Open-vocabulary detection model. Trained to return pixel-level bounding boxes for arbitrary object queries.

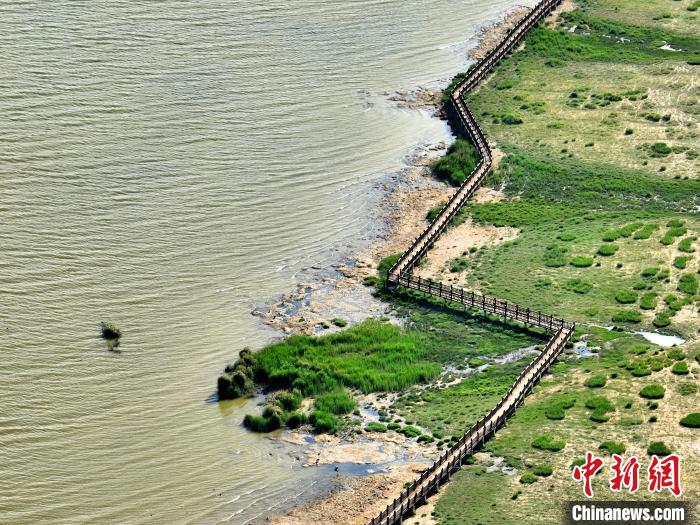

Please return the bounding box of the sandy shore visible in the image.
[258,5,547,524]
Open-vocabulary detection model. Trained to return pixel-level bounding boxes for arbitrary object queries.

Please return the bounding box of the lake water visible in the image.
[0,1,533,523]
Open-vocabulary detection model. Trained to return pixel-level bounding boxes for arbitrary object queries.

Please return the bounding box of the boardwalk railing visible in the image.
[368,0,572,524]
[367,326,572,525]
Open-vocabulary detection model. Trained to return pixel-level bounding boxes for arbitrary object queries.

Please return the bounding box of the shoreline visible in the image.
[254,5,538,524]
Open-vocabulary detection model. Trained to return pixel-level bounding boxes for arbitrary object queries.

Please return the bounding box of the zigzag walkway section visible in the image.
[369,0,574,523]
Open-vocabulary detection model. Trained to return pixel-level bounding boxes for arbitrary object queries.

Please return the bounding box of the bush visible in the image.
[417,434,434,443]
[285,412,307,429]
[599,440,626,455]
[586,397,614,412]
[598,244,620,256]
[677,383,698,396]
[501,113,524,125]
[678,274,698,295]
[615,290,637,304]
[275,391,302,412]
[331,318,348,327]
[585,375,607,388]
[590,409,611,423]
[570,256,594,268]
[533,464,553,477]
[519,473,538,484]
[387,422,402,431]
[365,422,388,433]
[679,413,700,428]
[531,434,566,452]
[678,237,696,253]
[433,139,479,186]
[310,410,338,433]
[671,361,689,375]
[400,425,421,438]
[653,311,671,328]
[243,408,283,432]
[667,348,685,361]
[632,366,651,377]
[651,142,672,156]
[545,405,565,420]
[639,292,658,310]
[314,390,355,415]
[218,349,257,400]
[639,384,665,399]
[611,310,642,323]
[647,441,671,456]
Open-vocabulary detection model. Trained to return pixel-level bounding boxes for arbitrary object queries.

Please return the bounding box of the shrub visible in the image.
[275,391,302,412]
[615,290,637,304]
[565,278,592,294]
[285,412,307,429]
[244,407,283,432]
[545,405,565,420]
[309,410,338,433]
[590,409,611,423]
[611,310,642,323]
[417,434,434,443]
[331,318,348,327]
[671,361,689,375]
[679,413,700,428]
[625,128,633,135]
[677,383,698,396]
[365,422,387,433]
[570,256,594,267]
[678,274,698,295]
[667,349,685,361]
[533,464,553,477]
[433,139,479,186]
[651,142,672,156]
[586,397,615,412]
[632,366,652,377]
[400,426,421,438]
[640,293,657,310]
[386,422,401,431]
[673,256,690,270]
[532,434,566,452]
[501,113,524,125]
[678,237,696,253]
[598,244,620,256]
[520,473,538,484]
[653,311,671,328]
[633,224,658,240]
[647,441,671,456]
[545,244,569,267]
[314,390,355,415]
[641,267,659,278]
[639,384,665,399]
[599,440,626,455]
[585,375,607,388]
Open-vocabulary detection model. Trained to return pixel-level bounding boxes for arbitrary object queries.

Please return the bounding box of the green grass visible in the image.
[639,384,665,399]
[314,390,355,415]
[679,413,700,428]
[254,320,440,396]
[433,139,479,186]
[584,375,607,388]
[599,440,626,455]
[531,434,566,452]
[647,441,672,456]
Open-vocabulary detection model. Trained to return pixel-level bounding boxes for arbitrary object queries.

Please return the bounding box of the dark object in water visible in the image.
[100,321,121,341]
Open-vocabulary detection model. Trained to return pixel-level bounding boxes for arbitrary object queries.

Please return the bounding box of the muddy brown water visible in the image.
[1,0,535,522]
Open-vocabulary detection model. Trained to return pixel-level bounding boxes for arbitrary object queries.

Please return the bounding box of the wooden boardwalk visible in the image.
[369,0,573,523]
